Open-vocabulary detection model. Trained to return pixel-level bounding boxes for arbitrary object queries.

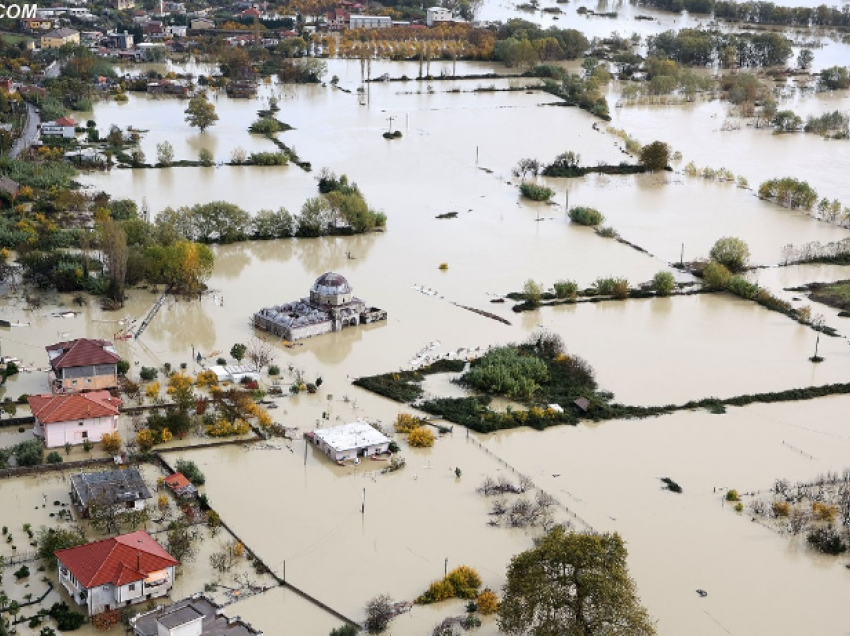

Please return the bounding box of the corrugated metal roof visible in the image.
[55,530,178,589]
[28,391,121,424]
[70,468,151,507]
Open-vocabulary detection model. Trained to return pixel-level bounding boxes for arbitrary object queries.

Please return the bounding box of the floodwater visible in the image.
[478,396,850,636]
[4,6,850,634]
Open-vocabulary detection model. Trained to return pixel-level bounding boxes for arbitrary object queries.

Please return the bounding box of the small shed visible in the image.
[164,472,197,497]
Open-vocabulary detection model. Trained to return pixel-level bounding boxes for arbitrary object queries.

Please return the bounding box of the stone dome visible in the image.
[311,272,352,297]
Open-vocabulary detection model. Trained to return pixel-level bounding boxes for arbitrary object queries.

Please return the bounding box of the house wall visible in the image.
[55,363,118,393]
[42,414,118,448]
[41,124,75,138]
[41,33,80,48]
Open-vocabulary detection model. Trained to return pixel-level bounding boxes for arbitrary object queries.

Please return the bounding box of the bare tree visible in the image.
[365,594,394,634]
[247,337,276,372]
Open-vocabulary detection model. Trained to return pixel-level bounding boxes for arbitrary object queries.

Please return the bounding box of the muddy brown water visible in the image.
[4,27,850,635]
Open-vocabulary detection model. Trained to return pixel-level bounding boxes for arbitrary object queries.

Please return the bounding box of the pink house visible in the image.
[28,391,121,448]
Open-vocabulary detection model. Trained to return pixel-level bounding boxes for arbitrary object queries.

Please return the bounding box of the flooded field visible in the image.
[3,1,850,632]
[478,396,850,636]
[172,431,564,630]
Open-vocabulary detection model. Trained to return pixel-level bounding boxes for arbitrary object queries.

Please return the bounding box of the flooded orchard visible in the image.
[3,1,850,633]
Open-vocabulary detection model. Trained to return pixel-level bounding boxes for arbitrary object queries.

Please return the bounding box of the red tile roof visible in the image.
[56,530,179,589]
[55,116,76,127]
[164,473,191,490]
[28,391,121,424]
[46,338,120,370]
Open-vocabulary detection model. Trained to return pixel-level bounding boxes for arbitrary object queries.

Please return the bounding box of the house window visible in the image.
[81,431,88,439]
[72,380,78,385]
[86,378,92,384]
[78,421,84,426]
[128,584,135,591]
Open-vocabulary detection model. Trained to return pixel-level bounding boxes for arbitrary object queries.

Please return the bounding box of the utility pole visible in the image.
[304,440,307,465]
[283,560,286,584]
[361,487,366,514]
[476,146,479,165]
[444,557,448,577]
[680,243,685,267]
[387,116,395,133]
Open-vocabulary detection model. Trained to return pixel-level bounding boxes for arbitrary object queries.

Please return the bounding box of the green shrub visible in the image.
[595,277,616,295]
[652,271,675,296]
[464,346,549,400]
[519,182,555,201]
[175,459,205,486]
[702,262,731,290]
[139,366,158,381]
[807,526,847,554]
[329,626,358,636]
[553,279,579,299]
[268,365,280,376]
[725,489,740,502]
[48,602,86,630]
[14,440,44,467]
[14,564,30,579]
[247,152,289,166]
[46,451,63,464]
[595,225,618,238]
[568,206,605,226]
[727,275,758,299]
[709,237,751,271]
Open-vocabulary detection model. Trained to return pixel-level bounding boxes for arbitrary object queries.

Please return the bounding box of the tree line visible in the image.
[635,0,850,28]
[648,28,792,67]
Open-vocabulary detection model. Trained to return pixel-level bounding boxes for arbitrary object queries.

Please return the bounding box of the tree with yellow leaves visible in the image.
[100,432,122,454]
[145,381,160,401]
[408,427,435,448]
[167,372,195,411]
[477,589,499,614]
[137,429,157,452]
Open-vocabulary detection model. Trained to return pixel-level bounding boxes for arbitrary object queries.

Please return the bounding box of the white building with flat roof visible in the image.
[349,14,391,29]
[309,421,390,462]
[426,6,453,26]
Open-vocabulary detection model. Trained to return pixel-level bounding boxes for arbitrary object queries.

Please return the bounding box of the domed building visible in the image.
[252,272,387,341]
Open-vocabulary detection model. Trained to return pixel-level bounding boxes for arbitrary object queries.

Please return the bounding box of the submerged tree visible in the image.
[185,93,219,132]
[499,526,656,636]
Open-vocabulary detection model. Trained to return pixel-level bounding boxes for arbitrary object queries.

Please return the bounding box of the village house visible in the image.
[130,594,262,636]
[20,17,55,32]
[426,6,453,25]
[253,272,387,342]
[167,24,187,37]
[326,7,348,30]
[28,391,121,447]
[349,14,391,29]
[111,0,135,9]
[106,31,134,48]
[56,530,179,615]
[70,468,152,516]
[36,7,88,18]
[163,472,197,498]
[40,116,77,138]
[41,27,81,49]
[46,337,121,394]
[190,17,215,30]
[308,421,391,462]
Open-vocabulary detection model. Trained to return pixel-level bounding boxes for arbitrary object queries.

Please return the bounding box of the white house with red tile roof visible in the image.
[46,338,120,394]
[56,530,179,615]
[28,391,121,447]
[41,115,77,138]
